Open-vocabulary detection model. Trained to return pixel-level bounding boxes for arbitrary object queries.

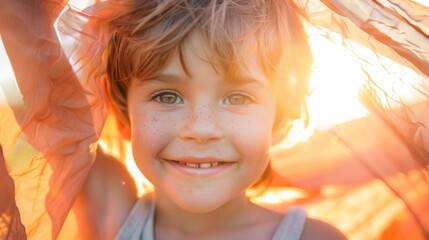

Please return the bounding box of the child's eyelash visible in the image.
[148,90,256,105]
[150,90,184,104]
[149,90,175,99]
[223,92,257,105]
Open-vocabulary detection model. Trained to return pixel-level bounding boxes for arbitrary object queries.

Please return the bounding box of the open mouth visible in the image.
[163,158,234,177]
[173,161,226,169]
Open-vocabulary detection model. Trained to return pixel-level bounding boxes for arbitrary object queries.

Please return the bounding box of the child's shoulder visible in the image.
[301,218,347,240]
[86,148,138,203]
[74,148,138,238]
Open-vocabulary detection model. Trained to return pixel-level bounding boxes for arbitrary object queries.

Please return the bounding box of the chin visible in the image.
[175,193,226,213]
[166,187,235,214]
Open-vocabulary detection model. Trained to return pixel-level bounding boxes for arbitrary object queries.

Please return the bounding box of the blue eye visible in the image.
[223,93,252,105]
[153,91,184,104]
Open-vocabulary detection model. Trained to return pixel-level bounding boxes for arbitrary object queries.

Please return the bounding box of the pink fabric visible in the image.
[0,1,108,238]
[0,146,26,239]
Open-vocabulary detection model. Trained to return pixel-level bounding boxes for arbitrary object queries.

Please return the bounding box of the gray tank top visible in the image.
[116,195,307,240]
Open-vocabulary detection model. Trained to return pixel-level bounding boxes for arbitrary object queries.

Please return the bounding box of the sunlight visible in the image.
[0,37,22,107]
[303,27,427,131]
[412,0,429,7]
[99,139,153,197]
[67,0,95,9]
[306,30,369,130]
[124,143,154,196]
[250,187,309,205]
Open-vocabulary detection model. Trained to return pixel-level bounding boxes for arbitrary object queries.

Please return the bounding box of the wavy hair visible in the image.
[105,0,313,193]
[105,0,312,129]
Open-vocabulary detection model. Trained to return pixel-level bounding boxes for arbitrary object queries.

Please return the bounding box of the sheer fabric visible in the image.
[0,0,428,239]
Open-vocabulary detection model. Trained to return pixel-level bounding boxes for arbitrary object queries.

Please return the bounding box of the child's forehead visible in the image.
[155,32,267,84]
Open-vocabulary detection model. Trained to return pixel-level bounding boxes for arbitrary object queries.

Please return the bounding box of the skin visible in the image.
[126,35,281,238]
[123,34,347,239]
[0,1,342,239]
[70,34,347,239]
[71,148,138,239]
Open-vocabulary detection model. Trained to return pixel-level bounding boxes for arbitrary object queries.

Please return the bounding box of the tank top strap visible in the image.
[271,206,307,240]
[115,193,156,240]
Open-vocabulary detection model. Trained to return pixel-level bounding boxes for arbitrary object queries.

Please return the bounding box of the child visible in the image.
[0,0,347,239]
[73,0,347,239]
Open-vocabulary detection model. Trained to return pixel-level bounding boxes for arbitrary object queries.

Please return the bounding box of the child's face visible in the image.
[127,35,277,213]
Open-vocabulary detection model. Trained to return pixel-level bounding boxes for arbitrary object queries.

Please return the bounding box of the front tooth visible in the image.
[186,163,199,168]
[199,163,211,168]
[211,162,219,167]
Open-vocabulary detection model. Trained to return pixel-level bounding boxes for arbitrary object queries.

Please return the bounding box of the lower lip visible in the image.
[163,160,235,178]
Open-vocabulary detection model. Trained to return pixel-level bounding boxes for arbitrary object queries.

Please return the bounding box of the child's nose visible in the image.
[179,104,224,143]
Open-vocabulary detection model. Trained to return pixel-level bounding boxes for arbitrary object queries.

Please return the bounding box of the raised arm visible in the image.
[0,1,108,238]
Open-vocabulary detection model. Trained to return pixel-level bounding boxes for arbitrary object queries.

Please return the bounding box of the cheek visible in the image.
[229,117,272,185]
[235,105,275,138]
[227,111,274,158]
[130,110,176,162]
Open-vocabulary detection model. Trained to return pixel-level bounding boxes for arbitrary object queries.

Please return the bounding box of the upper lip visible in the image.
[162,156,233,164]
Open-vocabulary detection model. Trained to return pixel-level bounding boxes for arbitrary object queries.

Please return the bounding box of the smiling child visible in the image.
[76,0,349,239]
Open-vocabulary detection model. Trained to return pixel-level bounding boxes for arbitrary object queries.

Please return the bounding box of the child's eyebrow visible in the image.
[135,73,190,86]
[228,76,270,89]
[135,73,269,88]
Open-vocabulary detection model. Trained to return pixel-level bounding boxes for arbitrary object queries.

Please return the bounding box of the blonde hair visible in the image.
[105,0,312,192]
[105,0,312,129]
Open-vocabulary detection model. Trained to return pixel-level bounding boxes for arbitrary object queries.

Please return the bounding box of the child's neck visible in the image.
[153,192,271,238]
[155,192,250,228]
